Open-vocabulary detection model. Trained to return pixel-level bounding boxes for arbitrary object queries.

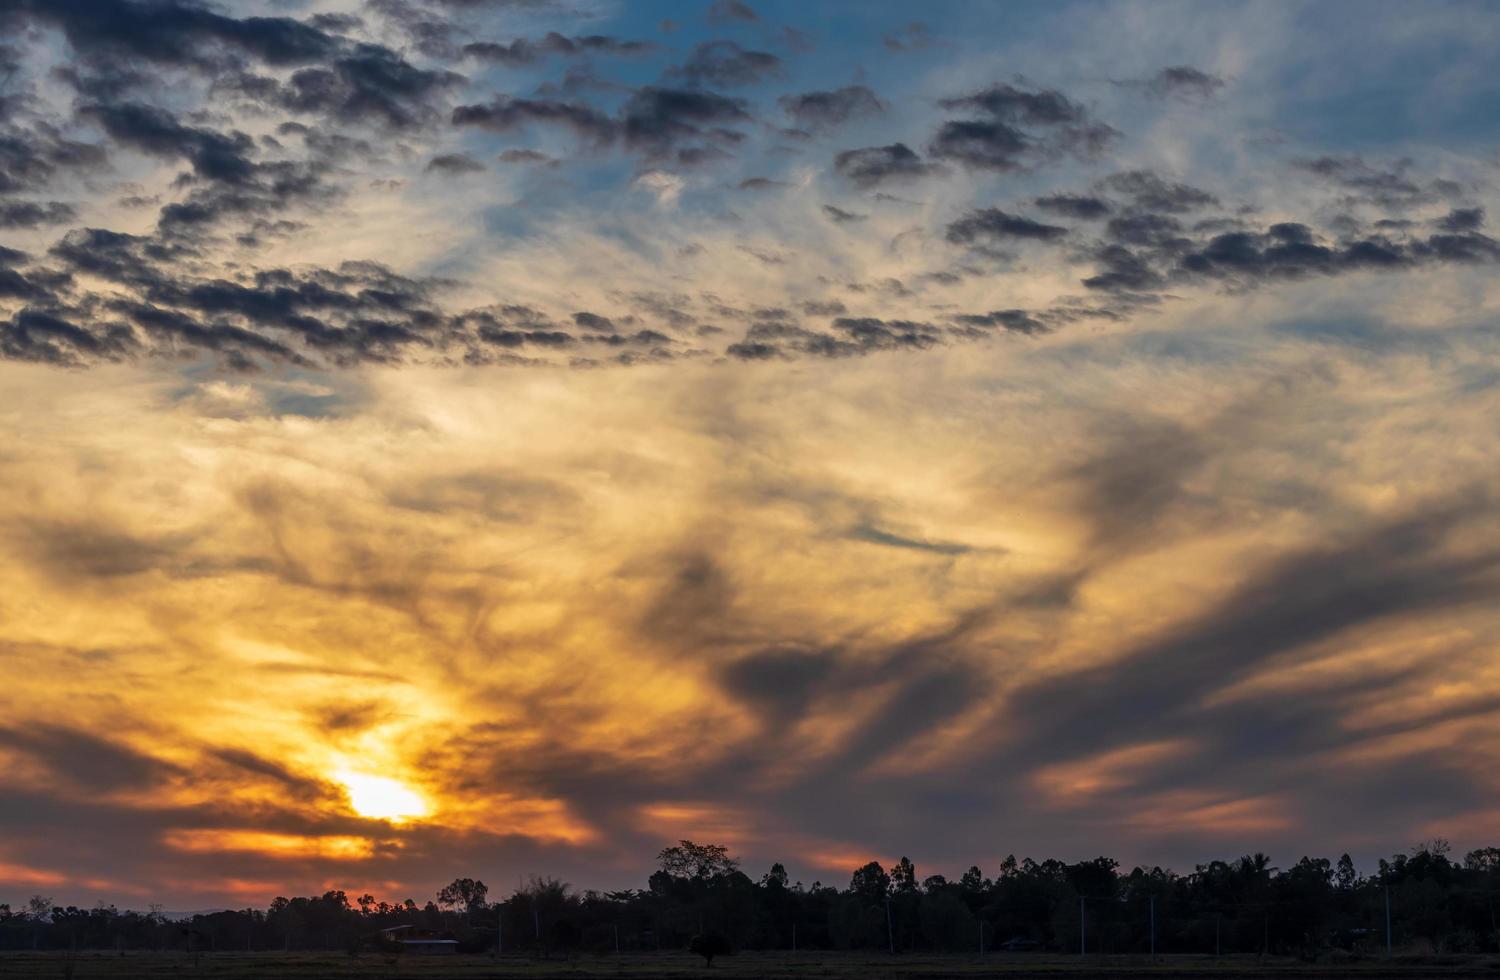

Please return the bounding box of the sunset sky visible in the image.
[2,0,1500,909]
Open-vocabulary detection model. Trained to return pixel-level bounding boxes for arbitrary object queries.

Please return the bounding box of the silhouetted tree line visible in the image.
[4,840,1498,957]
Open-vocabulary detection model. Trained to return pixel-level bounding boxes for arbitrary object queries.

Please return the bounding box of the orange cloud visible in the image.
[162,830,386,861]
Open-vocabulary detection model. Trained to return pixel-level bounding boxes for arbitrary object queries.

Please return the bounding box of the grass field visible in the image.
[3,952,1499,980]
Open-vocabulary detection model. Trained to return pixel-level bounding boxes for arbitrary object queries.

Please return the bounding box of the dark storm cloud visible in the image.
[418,0,561,9]
[719,647,834,723]
[1119,65,1228,102]
[724,340,781,359]
[361,0,462,60]
[1295,155,1462,208]
[452,96,618,146]
[1062,415,1211,553]
[497,148,556,166]
[0,230,598,370]
[945,208,1068,245]
[0,200,76,228]
[832,143,940,187]
[0,724,180,793]
[951,309,1049,335]
[820,317,943,355]
[472,325,575,349]
[425,152,485,175]
[1000,495,1500,769]
[668,41,782,89]
[462,33,654,66]
[939,84,1086,126]
[48,226,176,285]
[848,524,973,555]
[0,124,108,195]
[927,119,1026,171]
[1437,206,1484,233]
[1072,201,1500,305]
[0,0,1493,381]
[621,87,751,159]
[763,620,998,785]
[208,748,333,803]
[960,303,1120,341]
[14,0,462,132]
[1034,193,1112,220]
[152,158,333,239]
[110,301,312,369]
[778,86,885,129]
[1173,225,1499,284]
[930,82,1118,172]
[9,0,339,74]
[0,308,137,366]
[1081,244,1165,293]
[254,47,465,130]
[1099,170,1219,213]
[82,102,257,184]
[453,87,751,163]
[20,520,197,579]
[724,315,945,360]
[822,205,866,224]
[572,311,617,332]
[1105,212,1184,246]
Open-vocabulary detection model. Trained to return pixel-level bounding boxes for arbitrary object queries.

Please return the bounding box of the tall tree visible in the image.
[436,878,488,916]
[850,862,891,902]
[658,841,739,880]
[892,857,918,893]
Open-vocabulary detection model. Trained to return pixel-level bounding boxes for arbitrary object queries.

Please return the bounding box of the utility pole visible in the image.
[1215,913,1221,957]
[1385,887,1392,957]
[534,906,540,943]
[791,924,796,954]
[1079,897,1086,955]
[979,920,985,956]
[1149,895,1156,959]
[496,903,502,957]
[885,895,894,954]
[613,924,619,954]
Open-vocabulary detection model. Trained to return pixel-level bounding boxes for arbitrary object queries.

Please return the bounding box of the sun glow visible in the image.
[336,770,429,823]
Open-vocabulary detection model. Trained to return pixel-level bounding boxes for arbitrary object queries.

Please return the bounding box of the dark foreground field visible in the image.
[3,952,1499,980]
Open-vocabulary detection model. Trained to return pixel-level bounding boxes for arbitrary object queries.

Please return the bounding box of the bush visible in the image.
[688,933,732,966]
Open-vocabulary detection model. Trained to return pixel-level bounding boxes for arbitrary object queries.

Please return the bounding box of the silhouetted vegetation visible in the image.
[689,932,732,966]
[3,841,1497,959]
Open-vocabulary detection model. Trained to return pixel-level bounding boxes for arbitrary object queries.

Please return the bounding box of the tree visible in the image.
[1066,857,1119,898]
[26,896,53,950]
[891,857,918,893]
[760,863,789,890]
[658,841,739,881]
[849,862,891,902]
[1464,847,1500,873]
[1336,853,1359,890]
[436,878,488,917]
[25,896,53,921]
[689,932,732,966]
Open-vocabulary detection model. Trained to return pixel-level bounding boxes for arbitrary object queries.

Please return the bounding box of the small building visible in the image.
[380,924,459,955]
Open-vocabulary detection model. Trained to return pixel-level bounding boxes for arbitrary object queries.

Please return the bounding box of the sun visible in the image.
[335,770,429,823]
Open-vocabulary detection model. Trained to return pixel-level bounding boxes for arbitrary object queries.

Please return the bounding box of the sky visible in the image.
[1,0,1499,910]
